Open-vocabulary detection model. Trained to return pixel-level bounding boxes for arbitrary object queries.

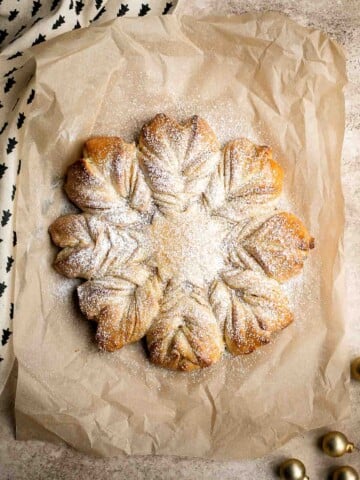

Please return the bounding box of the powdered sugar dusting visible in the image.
[150,204,228,287]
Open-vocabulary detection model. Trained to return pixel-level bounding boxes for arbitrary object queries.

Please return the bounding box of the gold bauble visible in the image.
[351,357,360,381]
[279,458,309,480]
[332,465,359,480]
[322,431,354,457]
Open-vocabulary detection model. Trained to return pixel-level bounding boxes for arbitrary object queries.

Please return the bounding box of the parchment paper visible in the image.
[14,13,348,459]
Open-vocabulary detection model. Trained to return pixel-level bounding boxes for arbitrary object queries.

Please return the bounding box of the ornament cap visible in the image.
[346,442,354,453]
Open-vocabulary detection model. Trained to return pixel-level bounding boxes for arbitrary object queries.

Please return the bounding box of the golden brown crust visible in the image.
[205,138,284,218]
[146,283,223,371]
[49,214,91,249]
[83,137,132,165]
[49,213,148,280]
[49,214,95,279]
[223,139,284,200]
[65,136,151,215]
[224,308,272,355]
[138,113,220,213]
[243,212,315,283]
[78,275,162,352]
[211,270,293,356]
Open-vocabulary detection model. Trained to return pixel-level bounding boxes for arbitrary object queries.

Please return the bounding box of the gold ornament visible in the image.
[322,431,354,457]
[351,357,360,381]
[332,466,359,480]
[279,458,309,480]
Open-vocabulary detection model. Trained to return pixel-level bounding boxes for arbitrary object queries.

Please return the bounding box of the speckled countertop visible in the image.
[1,1,359,478]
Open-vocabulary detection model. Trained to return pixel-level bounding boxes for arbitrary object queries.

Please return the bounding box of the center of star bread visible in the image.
[149,204,228,287]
